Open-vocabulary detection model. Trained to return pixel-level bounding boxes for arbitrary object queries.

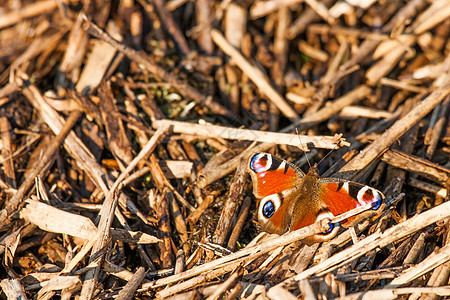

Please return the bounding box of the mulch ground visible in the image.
[0,0,450,299]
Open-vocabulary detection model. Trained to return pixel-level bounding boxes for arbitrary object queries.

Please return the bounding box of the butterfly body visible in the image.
[248,153,384,243]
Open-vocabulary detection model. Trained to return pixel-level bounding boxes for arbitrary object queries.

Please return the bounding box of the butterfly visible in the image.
[248,153,385,244]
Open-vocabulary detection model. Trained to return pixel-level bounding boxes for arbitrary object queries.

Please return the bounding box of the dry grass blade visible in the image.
[153,119,348,149]
[0,279,28,300]
[211,29,299,121]
[116,267,147,300]
[19,199,97,240]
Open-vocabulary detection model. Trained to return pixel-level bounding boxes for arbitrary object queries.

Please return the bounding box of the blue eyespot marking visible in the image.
[371,193,382,210]
[262,200,275,218]
[323,222,335,234]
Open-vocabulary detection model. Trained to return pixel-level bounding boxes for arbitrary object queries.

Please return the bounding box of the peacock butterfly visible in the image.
[248,153,385,243]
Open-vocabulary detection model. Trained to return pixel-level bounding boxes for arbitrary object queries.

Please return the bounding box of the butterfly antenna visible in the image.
[296,128,312,169]
[317,141,340,167]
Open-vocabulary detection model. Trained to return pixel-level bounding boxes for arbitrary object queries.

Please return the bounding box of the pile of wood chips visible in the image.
[0,0,450,299]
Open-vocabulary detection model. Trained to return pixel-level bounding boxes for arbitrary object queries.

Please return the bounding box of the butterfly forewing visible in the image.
[248,153,304,199]
[317,180,383,215]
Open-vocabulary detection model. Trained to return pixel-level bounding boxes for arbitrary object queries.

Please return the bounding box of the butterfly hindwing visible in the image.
[256,193,293,234]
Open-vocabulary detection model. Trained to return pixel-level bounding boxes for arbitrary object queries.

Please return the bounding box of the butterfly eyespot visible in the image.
[258,194,282,221]
[371,192,383,210]
[262,201,275,218]
[315,211,340,237]
[249,153,272,173]
[323,222,335,234]
[357,186,384,210]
